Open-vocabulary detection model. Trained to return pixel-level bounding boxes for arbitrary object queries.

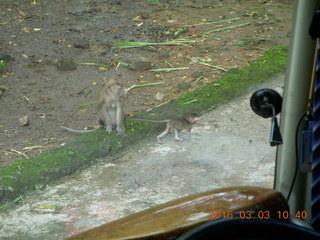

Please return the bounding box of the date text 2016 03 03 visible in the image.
[209,210,308,220]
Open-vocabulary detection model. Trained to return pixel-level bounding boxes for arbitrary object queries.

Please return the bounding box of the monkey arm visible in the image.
[115,103,125,135]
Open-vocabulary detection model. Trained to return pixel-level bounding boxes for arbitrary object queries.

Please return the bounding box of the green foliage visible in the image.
[0,60,7,73]
[147,0,161,6]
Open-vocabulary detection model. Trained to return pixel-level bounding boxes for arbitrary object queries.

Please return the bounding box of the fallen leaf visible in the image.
[37,205,55,209]
[19,10,26,16]
[20,95,31,103]
[21,27,30,33]
[37,113,46,119]
[155,92,164,101]
[19,116,29,126]
[53,39,67,43]
[98,67,107,72]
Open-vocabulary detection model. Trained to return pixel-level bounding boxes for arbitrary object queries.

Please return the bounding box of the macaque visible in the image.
[132,113,199,144]
[61,79,127,135]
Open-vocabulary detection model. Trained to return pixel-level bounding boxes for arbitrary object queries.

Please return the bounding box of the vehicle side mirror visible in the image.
[250,89,283,146]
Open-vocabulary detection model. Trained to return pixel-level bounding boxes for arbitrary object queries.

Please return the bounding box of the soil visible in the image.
[0,0,292,166]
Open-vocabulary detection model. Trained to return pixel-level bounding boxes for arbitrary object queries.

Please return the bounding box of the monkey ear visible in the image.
[101,78,108,85]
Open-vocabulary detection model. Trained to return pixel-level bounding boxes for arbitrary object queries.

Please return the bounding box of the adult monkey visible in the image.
[61,79,127,135]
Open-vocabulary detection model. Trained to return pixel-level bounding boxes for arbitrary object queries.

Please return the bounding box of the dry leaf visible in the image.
[19,116,29,126]
[21,27,30,33]
[98,67,107,72]
[19,10,26,16]
[155,92,164,101]
[133,16,141,21]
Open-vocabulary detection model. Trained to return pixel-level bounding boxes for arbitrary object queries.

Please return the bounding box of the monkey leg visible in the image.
[116,126,125,136]
[174,129,184,142]
[105,124,113,134]
[116,108,125,136]
[102,111,113,134]
[157,127,170,144]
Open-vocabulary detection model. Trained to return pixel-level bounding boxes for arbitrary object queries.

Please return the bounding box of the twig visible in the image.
[113,61,129,67]
[20,96,31,103]
[194,76,203,83]
[7,149,29,159]
[204,22,250,34]
[35,185,42,193]
[127,82,165,91]
[23,144,49,153]
[165,61,174,68]
[114,39,196,48]
[76,102,96,108]
[184,99,198,104]
[153,100,171,110]
[199,62,227,72]
[76,62,109,67]
[0,195,23,212]
[146,99,172,112]
[179,17,241,27]
[150,67,189,72]
[235,39,267,50]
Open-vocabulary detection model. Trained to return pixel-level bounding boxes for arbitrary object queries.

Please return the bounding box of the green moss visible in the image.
[170,46,287,116]
[0,60,7,73]
[0,46,288,205]
[0,148,87,202]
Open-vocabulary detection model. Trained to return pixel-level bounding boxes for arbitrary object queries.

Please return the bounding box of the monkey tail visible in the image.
[131,118,169,123]
[60,126,98,134]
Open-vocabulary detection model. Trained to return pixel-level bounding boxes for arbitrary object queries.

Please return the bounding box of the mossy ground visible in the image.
[0,46,287,205]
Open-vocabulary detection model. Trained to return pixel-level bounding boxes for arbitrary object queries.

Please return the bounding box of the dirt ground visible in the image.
[0,0,292,166]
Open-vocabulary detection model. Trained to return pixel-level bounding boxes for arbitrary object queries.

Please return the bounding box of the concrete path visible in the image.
[0,75,284,240]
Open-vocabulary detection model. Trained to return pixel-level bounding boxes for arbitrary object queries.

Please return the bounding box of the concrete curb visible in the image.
[0,46,288,205]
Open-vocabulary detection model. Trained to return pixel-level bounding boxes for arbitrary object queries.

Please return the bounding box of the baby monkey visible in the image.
[61,79,127,135]
[132,113,199,144]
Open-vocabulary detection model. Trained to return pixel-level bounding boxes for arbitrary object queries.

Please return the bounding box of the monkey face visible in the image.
[187,113,199,124]
[105,80,127,98]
